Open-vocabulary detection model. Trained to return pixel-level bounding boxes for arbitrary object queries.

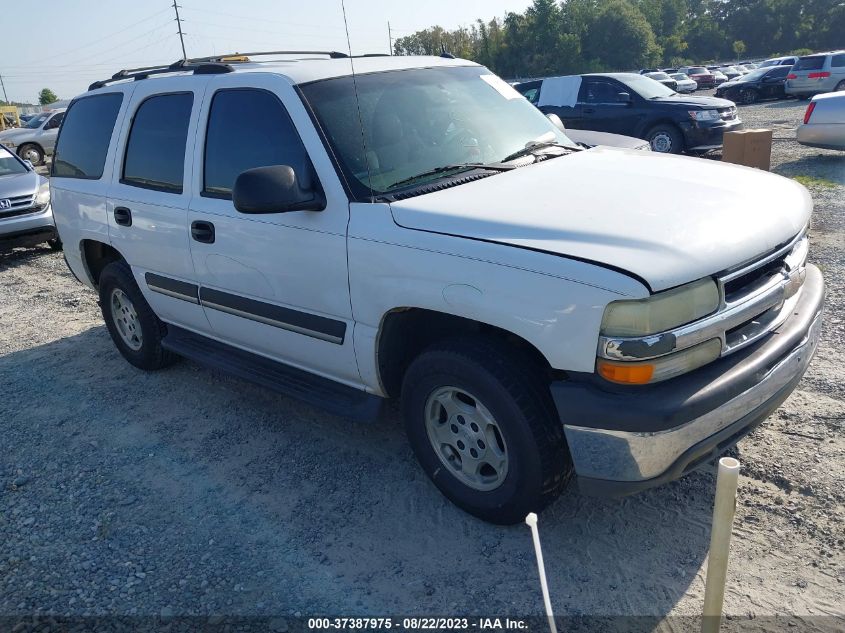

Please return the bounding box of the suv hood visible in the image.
[0,170,40,198]
[650,94,735,108]
[389,148,810,292]
[0,128,33,142]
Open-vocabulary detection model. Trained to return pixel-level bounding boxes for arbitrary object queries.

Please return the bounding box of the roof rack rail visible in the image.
[88,59,233,91]
[187,50,349,63]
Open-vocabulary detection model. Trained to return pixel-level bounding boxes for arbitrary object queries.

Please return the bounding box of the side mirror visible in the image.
[546,113,566,132]
[617,92,632,104]
[233,165,325,214]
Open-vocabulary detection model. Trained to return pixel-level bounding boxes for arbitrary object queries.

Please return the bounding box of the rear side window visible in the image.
[203,89,311,198]
[832,54,845,68]
[52,93,122,179]
[768,66,790,78]
[122,93,193,193]
[794,56,826,71]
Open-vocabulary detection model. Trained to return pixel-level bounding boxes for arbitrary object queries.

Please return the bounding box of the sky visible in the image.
[0,0,533,104]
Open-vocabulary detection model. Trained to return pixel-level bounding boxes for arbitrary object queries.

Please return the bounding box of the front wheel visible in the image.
[646,124,683,153]
[738,88,758,104]
[98,260,176,371]
[401,339,571,524]
[18,143,44,165]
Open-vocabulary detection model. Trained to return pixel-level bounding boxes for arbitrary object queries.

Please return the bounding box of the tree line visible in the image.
[393,0,844,78]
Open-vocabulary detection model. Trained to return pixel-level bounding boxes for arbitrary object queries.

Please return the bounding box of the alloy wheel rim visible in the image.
[651,132,672,152]
[110,288,143,351]
[22,148,40,162]
[424,386,508,491]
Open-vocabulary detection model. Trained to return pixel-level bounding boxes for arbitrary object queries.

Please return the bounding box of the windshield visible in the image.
[670,74,688,81]
[739,68,769,82]
[300,66,574,199]
[24,112,50,129]
[688,67,707,74]
[618,74,676,98]
[646,72,670,80]
[0,146,27,175]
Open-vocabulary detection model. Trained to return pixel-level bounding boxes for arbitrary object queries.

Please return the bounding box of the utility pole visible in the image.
[0,74,8,103]
[388,21,393,55]
[172,0,187,61]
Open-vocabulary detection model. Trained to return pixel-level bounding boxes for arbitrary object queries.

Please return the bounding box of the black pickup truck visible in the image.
[516,73,742,154]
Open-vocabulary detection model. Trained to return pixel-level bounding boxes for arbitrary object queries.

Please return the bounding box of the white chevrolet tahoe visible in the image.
[50,53,824,524]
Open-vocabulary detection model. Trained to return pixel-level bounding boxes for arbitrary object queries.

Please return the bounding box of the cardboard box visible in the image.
[722,129,773,171]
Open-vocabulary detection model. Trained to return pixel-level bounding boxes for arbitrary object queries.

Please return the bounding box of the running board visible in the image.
[161,326,383,422]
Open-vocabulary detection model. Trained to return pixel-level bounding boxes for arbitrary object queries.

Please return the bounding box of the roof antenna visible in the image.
[340,0,375,203]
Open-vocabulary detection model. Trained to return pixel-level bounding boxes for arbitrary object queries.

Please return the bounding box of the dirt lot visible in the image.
[1,97,843,627]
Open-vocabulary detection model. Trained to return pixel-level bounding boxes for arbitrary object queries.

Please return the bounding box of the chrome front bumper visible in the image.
[556,264,824,496]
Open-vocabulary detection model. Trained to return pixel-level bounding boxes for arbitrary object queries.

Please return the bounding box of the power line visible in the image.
[173,1,187,61]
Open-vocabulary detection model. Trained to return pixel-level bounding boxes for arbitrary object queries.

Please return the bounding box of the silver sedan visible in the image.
[797,91,845,150]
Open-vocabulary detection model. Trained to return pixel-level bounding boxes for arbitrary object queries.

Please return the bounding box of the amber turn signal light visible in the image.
[596,360,655,385]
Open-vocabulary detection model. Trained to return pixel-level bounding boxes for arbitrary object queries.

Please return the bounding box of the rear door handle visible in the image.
[114,207,132,227]
[191,220,215,244]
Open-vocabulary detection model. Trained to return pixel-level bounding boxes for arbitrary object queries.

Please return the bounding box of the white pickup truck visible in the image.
[50,53,824,524]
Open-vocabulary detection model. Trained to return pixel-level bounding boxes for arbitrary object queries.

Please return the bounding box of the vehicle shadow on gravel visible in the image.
[0,244,56,271]
[2,326,720,617]
[774,154,845,186]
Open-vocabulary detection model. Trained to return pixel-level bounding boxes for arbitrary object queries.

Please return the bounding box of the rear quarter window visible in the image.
[832,54,845,68]
[52,93,123,179]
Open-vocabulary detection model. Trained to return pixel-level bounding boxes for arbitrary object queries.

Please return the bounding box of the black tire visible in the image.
[401,338,571,524]
[98,260,176,371]
[17,143,44,165]
[738,88,758,104]
[646,124,684,154]
[835,81,845,92]
[47,237,62,251]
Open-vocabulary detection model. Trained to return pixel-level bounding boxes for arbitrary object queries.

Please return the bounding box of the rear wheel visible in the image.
[17,143,44,165]
[835,81,845,92]
[401,338,571,524]
[98,260,176,371]
[647,124,683,154]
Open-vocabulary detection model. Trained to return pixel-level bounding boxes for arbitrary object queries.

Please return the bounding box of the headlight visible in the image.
[35,181,50,208]
[597,338,722,385]
[689,109,721,122]
[600,278,720,337]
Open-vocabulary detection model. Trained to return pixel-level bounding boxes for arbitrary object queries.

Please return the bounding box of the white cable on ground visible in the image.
[525,512,558,633]
[701,457,741,633]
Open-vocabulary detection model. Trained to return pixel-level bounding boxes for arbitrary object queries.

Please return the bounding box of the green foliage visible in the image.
[393,0,837,77]
[38,88,58,105]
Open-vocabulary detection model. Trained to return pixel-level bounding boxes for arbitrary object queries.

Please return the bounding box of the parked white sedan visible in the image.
[670,73,698,93]
[797,91,845,150]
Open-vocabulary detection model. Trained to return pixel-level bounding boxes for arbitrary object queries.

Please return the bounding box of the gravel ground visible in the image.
[1,97,843,628]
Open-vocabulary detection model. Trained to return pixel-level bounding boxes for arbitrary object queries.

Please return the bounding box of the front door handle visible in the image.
[114,207,132,227]
[191,220,215,244]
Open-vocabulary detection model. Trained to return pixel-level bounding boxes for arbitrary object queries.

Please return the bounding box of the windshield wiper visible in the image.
[501,141,575,163]
[386,163,513,190]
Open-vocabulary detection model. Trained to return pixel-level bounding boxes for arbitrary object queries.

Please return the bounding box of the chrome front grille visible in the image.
[0,193,39,220]
[716,232,808,355]
[598,231,809,362]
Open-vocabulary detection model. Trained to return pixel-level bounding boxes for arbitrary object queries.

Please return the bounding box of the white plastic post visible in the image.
[701,457,741,633]
[525,512,558,633]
